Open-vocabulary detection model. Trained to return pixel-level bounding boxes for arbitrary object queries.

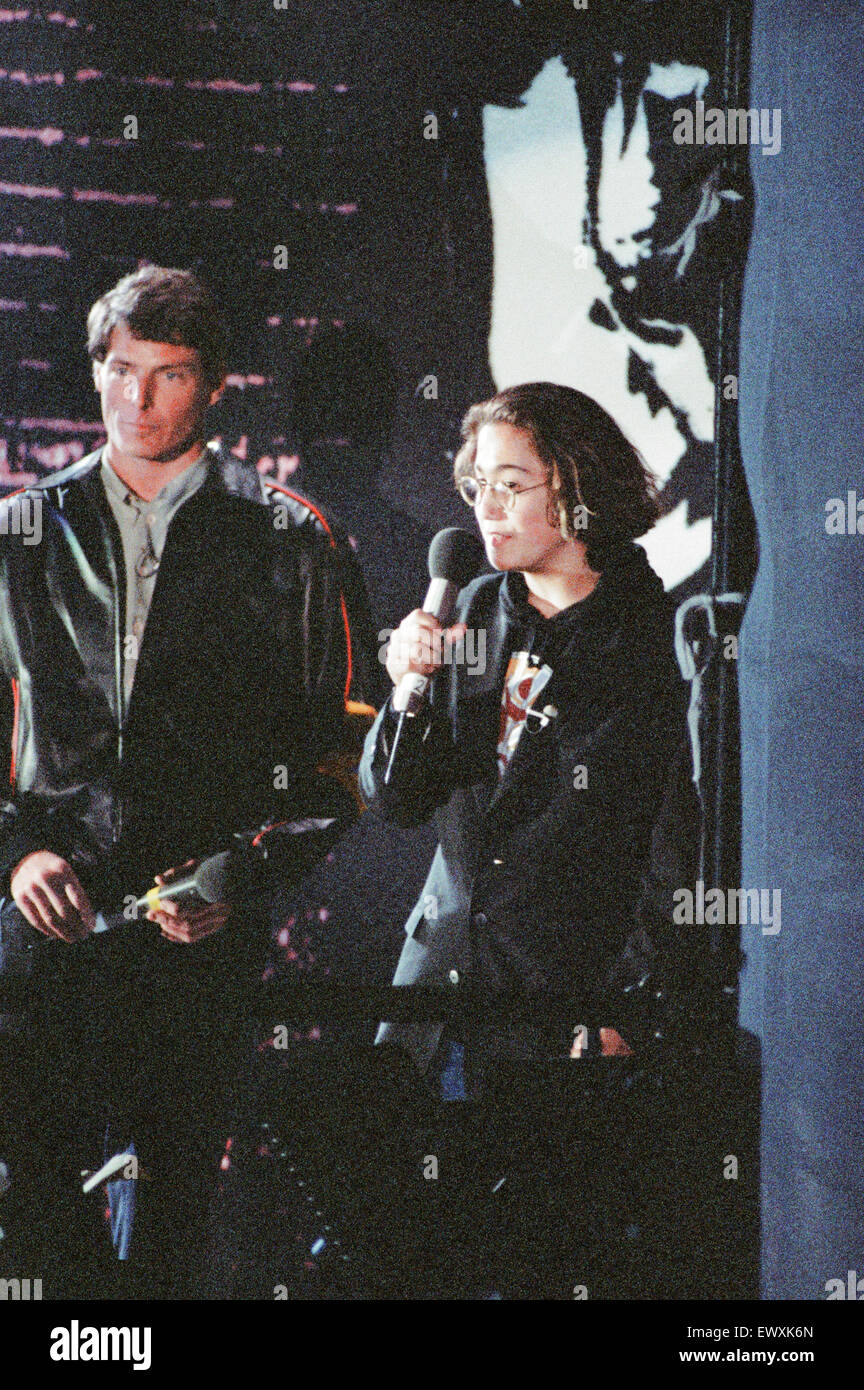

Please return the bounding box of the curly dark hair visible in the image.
[454,382,663,571]
[87,264,226,386]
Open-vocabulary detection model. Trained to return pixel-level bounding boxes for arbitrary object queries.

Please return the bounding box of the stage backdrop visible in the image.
[0,2,749,988]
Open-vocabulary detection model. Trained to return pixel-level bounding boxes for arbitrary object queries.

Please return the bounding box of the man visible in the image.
[359,381,687,1295]
[0,265,372,1295]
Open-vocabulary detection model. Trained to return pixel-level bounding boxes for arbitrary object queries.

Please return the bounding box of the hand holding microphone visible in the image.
[144,858,232,945]
[14,816,342,954]
[10,851,233,948]
[137,818,339,943]
[383,526,485,782]
[384,611,469,690]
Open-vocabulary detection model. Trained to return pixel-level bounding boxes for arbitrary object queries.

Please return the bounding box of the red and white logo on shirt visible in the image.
[496,651,553,777]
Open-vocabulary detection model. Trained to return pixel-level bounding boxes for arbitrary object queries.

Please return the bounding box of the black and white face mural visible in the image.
[484,58,708,586]
[482,48,734,590]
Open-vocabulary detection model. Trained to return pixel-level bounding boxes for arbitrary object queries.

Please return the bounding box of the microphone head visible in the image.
[428,527,486,588]
[193,850,237,903]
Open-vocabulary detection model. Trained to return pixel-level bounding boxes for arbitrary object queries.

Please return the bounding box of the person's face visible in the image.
[471,421,570,575]
[92,321,223,465]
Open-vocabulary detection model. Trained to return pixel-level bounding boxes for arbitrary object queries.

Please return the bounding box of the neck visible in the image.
[104,440,206,501]
[521,543,600,617]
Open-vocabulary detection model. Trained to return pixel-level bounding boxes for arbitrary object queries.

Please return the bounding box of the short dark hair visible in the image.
[87,265,226,385]
[454,381,662,570]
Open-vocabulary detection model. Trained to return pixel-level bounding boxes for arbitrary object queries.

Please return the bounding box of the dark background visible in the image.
[0,0,743,995]
[4,0,862,1308]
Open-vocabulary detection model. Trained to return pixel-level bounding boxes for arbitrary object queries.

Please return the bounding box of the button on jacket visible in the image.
[359,541,686,1075]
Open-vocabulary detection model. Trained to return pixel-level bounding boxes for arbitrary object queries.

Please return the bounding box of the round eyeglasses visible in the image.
[457,476,548,512]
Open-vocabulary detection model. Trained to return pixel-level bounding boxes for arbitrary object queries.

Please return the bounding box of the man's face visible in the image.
[93,321,223,466]
[472,421,571,575]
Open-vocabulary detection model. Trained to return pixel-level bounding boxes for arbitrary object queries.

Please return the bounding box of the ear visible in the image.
[92,358,104,391]
[546,496,563,531]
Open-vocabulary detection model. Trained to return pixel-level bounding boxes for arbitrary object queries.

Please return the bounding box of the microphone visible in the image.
[134,817,338,915]
[391,527,486,716]
[19,817,340,948]
[136,851,238,914]
[385,527,484,784]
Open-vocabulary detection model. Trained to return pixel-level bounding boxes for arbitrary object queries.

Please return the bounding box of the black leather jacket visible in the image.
[0,444,371,911]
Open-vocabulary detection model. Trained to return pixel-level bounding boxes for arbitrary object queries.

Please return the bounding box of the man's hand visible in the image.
[385,610,468,688]
[570,1027,634,1058]
[145,859,232,945]
[10,851,97,942]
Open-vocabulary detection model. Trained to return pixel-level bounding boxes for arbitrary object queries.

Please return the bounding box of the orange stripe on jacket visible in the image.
[9,677,19,787]
[266,483,355,707]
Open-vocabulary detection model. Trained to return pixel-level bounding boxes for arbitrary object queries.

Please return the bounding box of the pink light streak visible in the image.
[1,300,57,313]
[0,180,63,198]
[72,188,162,206]
[224,373,269,390]
[0,242,68,260]
[0,125,63,146]
[2,69,64,85]
[7,417,103,432]
[185,78,263,95]
[130,74,173,88]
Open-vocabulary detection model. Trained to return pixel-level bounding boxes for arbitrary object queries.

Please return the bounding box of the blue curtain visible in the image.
[738,0,864,1300]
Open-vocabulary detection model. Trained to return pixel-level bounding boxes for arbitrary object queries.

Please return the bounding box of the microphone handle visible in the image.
[134,874,202,914]
[383,709,409,787]
[391,578,459,715]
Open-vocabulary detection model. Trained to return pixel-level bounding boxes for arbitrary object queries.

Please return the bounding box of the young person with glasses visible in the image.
[359,381,688,1296]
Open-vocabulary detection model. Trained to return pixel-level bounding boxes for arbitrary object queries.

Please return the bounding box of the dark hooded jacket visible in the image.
[359,540,687,1073]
